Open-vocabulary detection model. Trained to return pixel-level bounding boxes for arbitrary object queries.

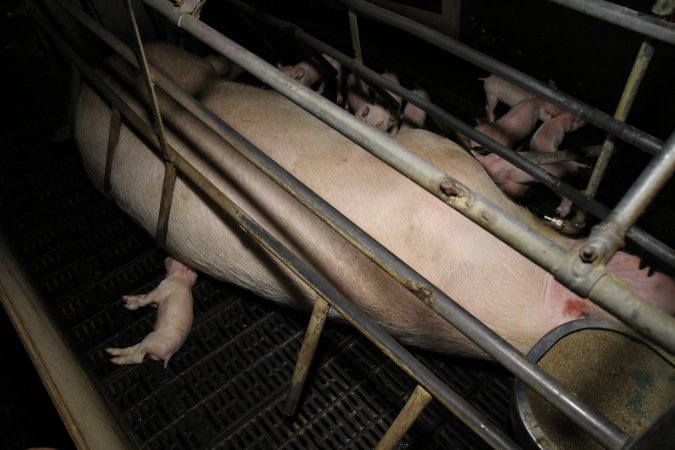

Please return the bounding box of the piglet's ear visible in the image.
[293,66,306,81]
[164,257,175,273]
[181,266,198,285]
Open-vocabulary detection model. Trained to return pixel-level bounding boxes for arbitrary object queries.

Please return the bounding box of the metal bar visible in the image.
[155,161,177,248]
[565,40,655,233]
[125,0,172,163]
[104,107,121,194]
[283,295,331,417]
[376,385,432,450]
[126,0,176,248]
[223,0,675,273]
[522,145,601,164]
[543,0,675,45]
[583,131,675,265]
[68,62,81,138]
[348,9,363,63]
[335,0,664,156]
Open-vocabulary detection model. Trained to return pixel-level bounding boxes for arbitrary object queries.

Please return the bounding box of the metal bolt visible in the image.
[480,210,494,222]
[579,245,597,263]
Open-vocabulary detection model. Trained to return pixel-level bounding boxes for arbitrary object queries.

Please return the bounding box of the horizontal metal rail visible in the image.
[336,0,665,156]
[224,0,675,276]
[29,7,521,448]
[544,0,675,45]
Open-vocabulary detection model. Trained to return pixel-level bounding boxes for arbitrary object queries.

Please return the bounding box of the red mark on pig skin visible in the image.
[563,298,589,318]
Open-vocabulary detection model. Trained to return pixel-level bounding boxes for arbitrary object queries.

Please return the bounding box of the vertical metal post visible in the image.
[581,131,675,265]
[103,107,121,194]
[348,10,363,63]
[561,40,655,234]
[376,385,432,450]
[284,295,331,416]
[68,62,81,136]
[125,0,176,248]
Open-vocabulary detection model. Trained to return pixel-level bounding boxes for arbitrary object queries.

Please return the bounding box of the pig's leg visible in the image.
[106,344,147,365]
[121,292,159,310]
[556,197,574,218]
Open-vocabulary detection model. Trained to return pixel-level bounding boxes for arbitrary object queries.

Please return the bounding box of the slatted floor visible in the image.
[0,123,515,449]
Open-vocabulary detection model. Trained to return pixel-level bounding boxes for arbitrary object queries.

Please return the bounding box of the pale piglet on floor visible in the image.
[106,257,197,368]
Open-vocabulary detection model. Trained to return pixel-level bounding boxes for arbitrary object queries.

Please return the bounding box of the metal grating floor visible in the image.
[0,128,515,450]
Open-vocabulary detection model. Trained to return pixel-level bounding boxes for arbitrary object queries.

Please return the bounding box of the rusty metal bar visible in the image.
[222,0,675,274]
[376,385,432,450]
[155,161,177,248]
[283,295,331,416]
[103,107,121,194]
[562,40,655,234]
[126,0,176,248]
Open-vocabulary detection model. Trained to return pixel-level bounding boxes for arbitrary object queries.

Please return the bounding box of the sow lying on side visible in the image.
[74,43,675,364]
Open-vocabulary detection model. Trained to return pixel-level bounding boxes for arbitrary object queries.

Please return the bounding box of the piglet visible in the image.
[481,74,560,122]
[470,98,541,149]
[530,110,586,153]
[347,71,401,134]
[278,54,342,103]
[471,150,587,217]
[105,257,197,368]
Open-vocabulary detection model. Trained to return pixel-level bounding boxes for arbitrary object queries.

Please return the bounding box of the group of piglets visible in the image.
[278,53,429,136]
[471,75,587,217]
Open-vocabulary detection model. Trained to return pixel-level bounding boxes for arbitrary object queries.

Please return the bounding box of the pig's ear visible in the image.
[292,66,306,81]
[164,257,175,273]
[180,266,198,285]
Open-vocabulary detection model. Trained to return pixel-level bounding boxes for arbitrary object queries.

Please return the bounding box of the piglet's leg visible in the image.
[106,344,147,365]
[121,292,158,310]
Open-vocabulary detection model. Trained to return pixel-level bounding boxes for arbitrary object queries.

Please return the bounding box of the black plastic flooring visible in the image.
[0,123,516,450]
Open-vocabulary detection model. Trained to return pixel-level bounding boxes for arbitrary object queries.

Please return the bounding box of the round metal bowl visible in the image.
[512,319,675,450]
